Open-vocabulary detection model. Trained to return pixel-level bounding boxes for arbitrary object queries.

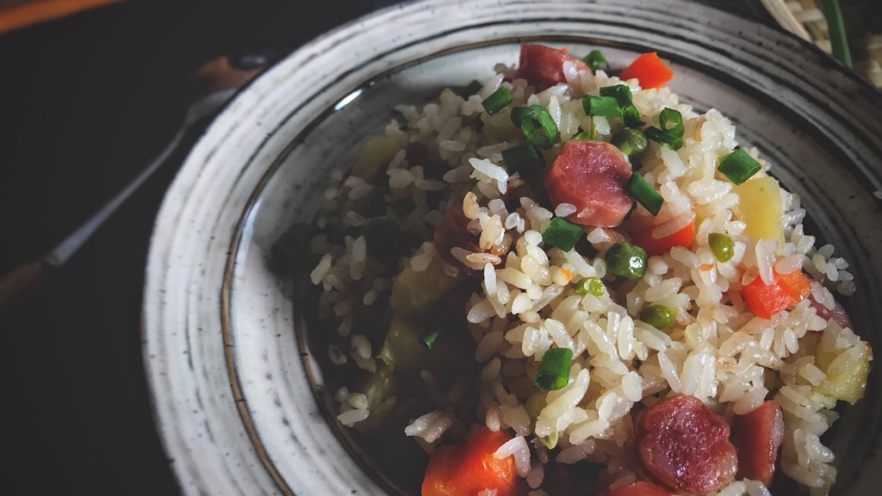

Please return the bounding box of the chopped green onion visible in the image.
[600,85,643,127]
[708,233,735,262]
[535,348,573,390]
[626,173,663,215]
[718,148,761,185]
[574,276,605,296]
[605,241,647,280]
[482,87,513,115]
[420,328,441,349]
[502,142,543,174]
[823,0,852,67]
[582,95,622,117]
[511,105,559,149]
[658,108,684,137]
[622,105,643,127]
[582,49,609,72]
[612,128,648,161]
[639,304,676,329]
[644,108,684,150]
[542,217,583,251]
[454,79,483,97]
[645,127,682,149]
[599,85,633,104]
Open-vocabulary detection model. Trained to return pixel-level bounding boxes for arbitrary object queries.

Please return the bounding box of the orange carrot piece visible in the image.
[620,52,673,89]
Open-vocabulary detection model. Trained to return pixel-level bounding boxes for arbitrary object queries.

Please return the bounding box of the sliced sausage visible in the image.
[608,481,671,496]
[636,394,737,494]
[433,201,479,267]
[732,400,784,486]
[545,140,633,228]
[809,293,853,329]
[518,44,587,89]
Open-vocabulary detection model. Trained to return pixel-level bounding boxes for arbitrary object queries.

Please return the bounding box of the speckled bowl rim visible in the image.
[144,1,882,495]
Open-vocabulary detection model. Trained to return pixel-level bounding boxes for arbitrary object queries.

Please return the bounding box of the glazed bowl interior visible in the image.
[145,2,882,495]
[229,43,881,495]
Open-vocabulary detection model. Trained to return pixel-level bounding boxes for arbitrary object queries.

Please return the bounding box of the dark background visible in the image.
[0,1,768,494]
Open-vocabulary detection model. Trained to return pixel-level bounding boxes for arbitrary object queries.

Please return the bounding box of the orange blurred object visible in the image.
[741,271,811,318]
[0,0,118,35]
[620,52,674,88]
[421,426,518,496]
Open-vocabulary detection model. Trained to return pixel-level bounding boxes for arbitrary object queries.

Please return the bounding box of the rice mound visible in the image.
[304,51,868,496]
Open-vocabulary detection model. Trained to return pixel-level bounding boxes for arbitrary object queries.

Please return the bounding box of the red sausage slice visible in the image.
[518,44,587,89]
[732,400,784,486]
[433,202,479,267]
[608,481,671,496]
[636,394,738,494]
[545,140,633,228]
[809,293,853,329]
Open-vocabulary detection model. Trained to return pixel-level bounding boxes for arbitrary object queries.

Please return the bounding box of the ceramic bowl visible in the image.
[143,1,882,494]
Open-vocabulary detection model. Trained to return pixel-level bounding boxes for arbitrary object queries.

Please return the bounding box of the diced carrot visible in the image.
[741,271,811,319]
[620,52,673,89]
[777,270,812,300]
[421,426,518,496]
[608,481,671,496]
[633,220,694,256]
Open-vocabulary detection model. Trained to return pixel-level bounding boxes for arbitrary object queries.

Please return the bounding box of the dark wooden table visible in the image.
[0,1,769,494]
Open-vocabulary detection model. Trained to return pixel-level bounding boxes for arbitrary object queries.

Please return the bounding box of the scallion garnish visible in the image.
[599,85,633,104]
[542,217,583,251]
[612,128,648,161]
[599,85,643,126]
[644,108,685,150]
[502,142,544,174]
[454,79,483,98]
[626,173,663,215]
[658,108,684,137]
[421,328,441,349]
[582,49,609,73]
[823,0,852,67]
[511,105,559,149]
[718,148,761,185]
[582,95,622,117]
[482,87,513,115]
[535,348,573,390]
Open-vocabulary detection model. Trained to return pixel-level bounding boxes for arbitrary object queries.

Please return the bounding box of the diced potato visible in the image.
[815,326,872,404]
[378,316,473,383]
[351,135,403,181]
[734,176,785,249]
[352,367,398,432]
[389,254,460,318]
[481,110,523,142]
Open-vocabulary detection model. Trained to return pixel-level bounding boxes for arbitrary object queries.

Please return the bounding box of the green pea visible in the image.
[605,241,647,280]
[612,128,648,162]
[708,232,735,262]
[573,276,605,296]
[640,304,677,329]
